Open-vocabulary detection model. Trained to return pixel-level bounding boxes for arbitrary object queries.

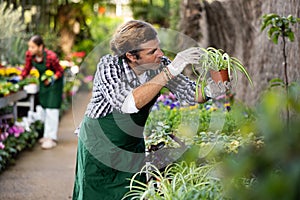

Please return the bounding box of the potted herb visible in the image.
[193,47,253,99]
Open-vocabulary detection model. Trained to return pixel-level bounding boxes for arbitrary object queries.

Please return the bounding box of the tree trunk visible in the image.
[180,0,300,106]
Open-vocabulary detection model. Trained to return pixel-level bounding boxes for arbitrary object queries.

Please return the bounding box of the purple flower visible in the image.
[170,101,180,109]
[163,99,172,106]
[205,105,212,110]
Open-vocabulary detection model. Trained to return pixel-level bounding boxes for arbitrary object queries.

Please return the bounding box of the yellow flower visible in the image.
[0,69,5,76]
[30,68,40,78]
[45,70,54,76]
[228,140,240,153]
[224,103,230,107]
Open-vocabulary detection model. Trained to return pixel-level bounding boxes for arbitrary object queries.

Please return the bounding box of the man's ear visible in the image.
[125,52,138,63]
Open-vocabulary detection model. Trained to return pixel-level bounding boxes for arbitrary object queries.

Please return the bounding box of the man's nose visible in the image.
[156,48,164,57]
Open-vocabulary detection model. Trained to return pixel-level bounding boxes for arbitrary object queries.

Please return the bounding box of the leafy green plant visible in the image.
[194,47,253,99]
[123,161,223,200]
[261,13,300,125]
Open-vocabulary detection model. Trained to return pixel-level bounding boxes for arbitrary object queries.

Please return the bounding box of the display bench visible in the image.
[16,84,39,112]
[0,91,27,121]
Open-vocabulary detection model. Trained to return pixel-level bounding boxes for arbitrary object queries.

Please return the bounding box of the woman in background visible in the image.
[20,35,64,149]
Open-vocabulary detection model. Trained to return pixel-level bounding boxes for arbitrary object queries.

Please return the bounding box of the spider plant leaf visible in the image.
[231,58,253,85]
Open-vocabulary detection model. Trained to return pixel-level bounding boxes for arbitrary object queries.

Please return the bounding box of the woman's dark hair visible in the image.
[30,35,45,47]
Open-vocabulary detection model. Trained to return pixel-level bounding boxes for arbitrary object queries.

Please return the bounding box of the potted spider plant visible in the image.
[193,47,253,99]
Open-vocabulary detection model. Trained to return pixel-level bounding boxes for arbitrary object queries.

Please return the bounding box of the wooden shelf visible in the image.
[0,91,27,109]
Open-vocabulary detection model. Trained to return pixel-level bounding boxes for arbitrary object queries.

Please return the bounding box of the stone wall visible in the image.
[180,0,300,106]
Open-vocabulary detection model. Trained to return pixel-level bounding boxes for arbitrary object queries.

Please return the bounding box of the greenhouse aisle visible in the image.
[0,91,91,200]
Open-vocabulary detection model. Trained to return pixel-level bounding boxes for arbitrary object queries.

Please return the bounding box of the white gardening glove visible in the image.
[204,78,231,100]
[167,47,202,77]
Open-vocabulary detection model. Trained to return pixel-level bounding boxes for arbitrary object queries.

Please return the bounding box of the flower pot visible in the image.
[209,69,229,83]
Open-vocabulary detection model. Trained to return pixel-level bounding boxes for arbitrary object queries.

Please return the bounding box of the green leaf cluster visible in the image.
[261,13,300,44]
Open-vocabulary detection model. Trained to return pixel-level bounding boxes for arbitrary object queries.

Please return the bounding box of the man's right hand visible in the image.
[167,47,202,77]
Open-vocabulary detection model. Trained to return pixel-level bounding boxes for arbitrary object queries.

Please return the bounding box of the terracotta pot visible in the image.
[209,69,229,83]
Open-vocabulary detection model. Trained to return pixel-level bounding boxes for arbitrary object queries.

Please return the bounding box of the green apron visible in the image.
[73,97,158,200]
[32,52,63,109]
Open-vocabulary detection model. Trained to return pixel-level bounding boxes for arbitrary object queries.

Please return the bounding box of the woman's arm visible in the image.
[20,51,33,79]
[46,49,64,80]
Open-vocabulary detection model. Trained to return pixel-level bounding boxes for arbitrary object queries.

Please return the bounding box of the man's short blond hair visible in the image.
[110,20,157,56]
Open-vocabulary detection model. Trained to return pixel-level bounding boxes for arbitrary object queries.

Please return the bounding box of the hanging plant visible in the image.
[193,47,253,99]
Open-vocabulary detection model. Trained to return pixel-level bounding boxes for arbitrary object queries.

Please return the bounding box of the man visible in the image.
[72,20,229,200]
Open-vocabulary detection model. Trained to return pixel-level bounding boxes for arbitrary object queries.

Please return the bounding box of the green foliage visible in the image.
[222,82,300,200]
[0,2,26,40]
[261,13,299,124]
[4,36,28,65]
[130,0,171,27]
[39,30,61,57]
[261,13,300,44]
[169,0,181,30]
[89,16,123,43]
[0,2,27,65]
[139,83,300,198]
[77,15,123,76]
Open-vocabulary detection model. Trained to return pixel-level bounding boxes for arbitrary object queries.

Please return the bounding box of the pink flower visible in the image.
[168,92,176,100]
[83,75,94,83]
[157,95,165,102]
[0,142,5,149]
[7,125,24,138]
[14,132,21,138]
[0,132,8,141]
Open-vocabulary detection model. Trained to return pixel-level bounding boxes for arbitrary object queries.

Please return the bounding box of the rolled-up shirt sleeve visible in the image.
[121,90,139,113]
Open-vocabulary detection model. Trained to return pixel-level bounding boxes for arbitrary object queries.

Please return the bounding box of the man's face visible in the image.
[132,38,164,73]
[28,40,43,56]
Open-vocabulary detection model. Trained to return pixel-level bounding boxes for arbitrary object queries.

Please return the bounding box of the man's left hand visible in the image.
[204,78,231,99]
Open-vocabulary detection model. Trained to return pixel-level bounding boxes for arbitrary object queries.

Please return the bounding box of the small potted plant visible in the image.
[193,47,253,99]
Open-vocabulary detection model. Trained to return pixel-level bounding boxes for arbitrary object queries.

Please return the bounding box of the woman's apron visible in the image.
[73,97,158,200]
[32,53,63,109]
